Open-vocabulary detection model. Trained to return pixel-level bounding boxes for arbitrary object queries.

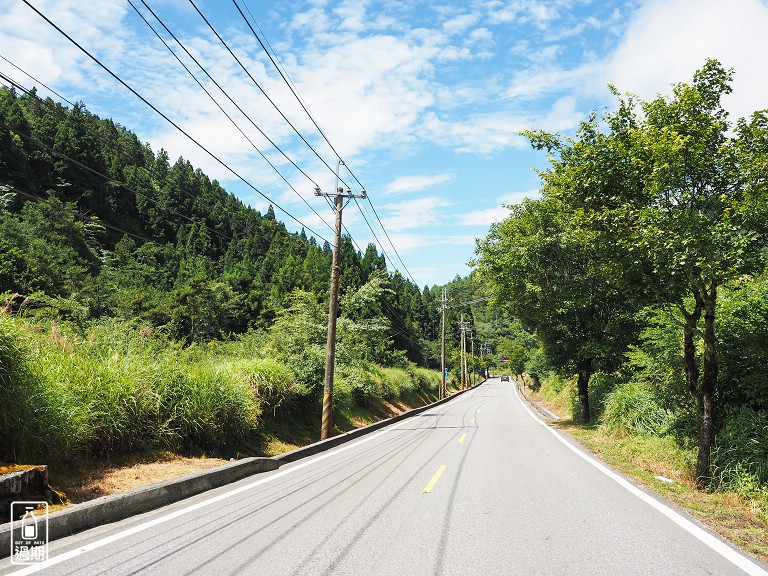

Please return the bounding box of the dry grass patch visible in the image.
[51,451,229,504]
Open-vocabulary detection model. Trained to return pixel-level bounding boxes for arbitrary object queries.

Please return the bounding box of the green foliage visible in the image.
[0,86,433,361]
[0,317,260,462]
[479,59,768,482]
[475,194,641,421]
[220,357,306,416]
[601,381,674,437]
[716,276,768,411]
[1,305,442,463]
[711,407,768,495]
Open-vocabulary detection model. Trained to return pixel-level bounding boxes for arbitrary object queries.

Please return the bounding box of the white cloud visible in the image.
[499,189,540,204]
[537,95,582,133]
[381,196,452,231]
[385,174,454,195]
[504,63,600,101]
[291,33,436,155]
[334,0,368,31]
[458,188,539,226]
[0,0,129,92]
[457,206,510,226]
[487,0,561,27]
[443,13,481,35]
[468,27,493,44]
[598,0,768,121]
[419,111,529,154]
[382,232,433,254]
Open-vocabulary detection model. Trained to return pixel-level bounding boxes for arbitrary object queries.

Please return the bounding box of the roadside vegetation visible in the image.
[476,59,768,491]
[0,276,441,466]
[0,83,453,473]
[477,60,768,560]
[526,373,768,562]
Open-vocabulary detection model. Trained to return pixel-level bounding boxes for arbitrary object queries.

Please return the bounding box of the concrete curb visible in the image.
[0,457,279,557]
[1,383,481,557]
[516,380,561,421]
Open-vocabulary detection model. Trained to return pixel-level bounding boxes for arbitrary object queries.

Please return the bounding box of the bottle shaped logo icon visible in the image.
[21,508,37,540]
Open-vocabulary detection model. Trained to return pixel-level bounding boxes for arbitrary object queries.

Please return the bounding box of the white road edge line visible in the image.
[8,389,478,575]
[512,382,768,576]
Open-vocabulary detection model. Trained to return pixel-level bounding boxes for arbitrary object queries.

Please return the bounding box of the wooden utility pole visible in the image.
[440,289,447,399]
[458,315,469,389]
[316,180,366,440]
[469,331,475,386]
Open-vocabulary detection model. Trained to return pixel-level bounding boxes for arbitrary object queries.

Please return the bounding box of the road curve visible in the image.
[2,377,766,576]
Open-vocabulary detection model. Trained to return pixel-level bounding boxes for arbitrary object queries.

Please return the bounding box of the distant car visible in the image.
[501,375,510,382]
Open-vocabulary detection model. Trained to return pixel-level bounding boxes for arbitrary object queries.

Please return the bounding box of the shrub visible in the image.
[157,365,257,451]
[601,381,673,436]
[222,357,305,415]
[710,406,768,494]
[0,317,263,462]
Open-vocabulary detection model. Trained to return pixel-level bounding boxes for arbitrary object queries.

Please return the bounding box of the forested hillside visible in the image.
[0,85,434,360]
[1,85,490,462]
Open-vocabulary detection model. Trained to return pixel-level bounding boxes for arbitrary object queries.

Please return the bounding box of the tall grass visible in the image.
[1,315,442,463]
[711,407,768,495]
[600,381,673,436]
[1,318,263,462]
[335,363,439,411]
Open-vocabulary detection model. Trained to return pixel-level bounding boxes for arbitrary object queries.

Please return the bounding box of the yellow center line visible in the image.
[422,465,448,493]
[458,432,467,444]
[469,417,476,424]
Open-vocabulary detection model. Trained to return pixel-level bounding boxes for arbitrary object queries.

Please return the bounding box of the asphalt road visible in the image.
[3,377,767,576]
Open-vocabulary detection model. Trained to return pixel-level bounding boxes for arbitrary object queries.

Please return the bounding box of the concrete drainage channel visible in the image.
[0,383,480,557]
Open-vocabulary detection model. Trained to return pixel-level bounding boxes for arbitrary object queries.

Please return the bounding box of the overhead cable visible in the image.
[21,0,333,247]
[188,0,353,191]
[130,0,333,234]
[234,1,418,285]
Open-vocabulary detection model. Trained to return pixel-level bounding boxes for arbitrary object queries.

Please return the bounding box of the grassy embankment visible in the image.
[524,374,768,563]
[0,314,444,501]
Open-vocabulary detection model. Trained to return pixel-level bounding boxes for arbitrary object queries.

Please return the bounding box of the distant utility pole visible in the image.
[480,341,491,379]
[469,331,475,386]
[458,315,470,389]
[316,175,366,441]
[441,289,447,400]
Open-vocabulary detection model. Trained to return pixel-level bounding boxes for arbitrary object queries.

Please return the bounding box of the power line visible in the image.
[235,1,371,195]
[327,219,425,345]
[0,79,426,339]
[233,0,347,171]
[188,0,353,192]
[21,0,333,247]
[0,71,241,245]
[0,112,232,243]
[0,53,76,108]
[233,1,418,286]
[0,65,302,245]
[364,196,418,285]
[0,182,156,245]
[0,71,232,239]
[129,0,334,235]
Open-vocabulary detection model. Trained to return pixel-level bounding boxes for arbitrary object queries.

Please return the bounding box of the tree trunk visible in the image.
[576,361,593,423]
[695,283,718,488]
[682,297,703,408]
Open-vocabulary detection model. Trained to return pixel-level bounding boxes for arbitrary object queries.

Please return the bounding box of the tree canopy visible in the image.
[475,59,768,485]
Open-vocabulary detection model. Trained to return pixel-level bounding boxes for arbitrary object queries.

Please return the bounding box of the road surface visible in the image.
[2,377,766,575]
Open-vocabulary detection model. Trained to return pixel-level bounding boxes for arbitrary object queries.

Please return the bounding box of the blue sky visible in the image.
[2,0,768,286]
